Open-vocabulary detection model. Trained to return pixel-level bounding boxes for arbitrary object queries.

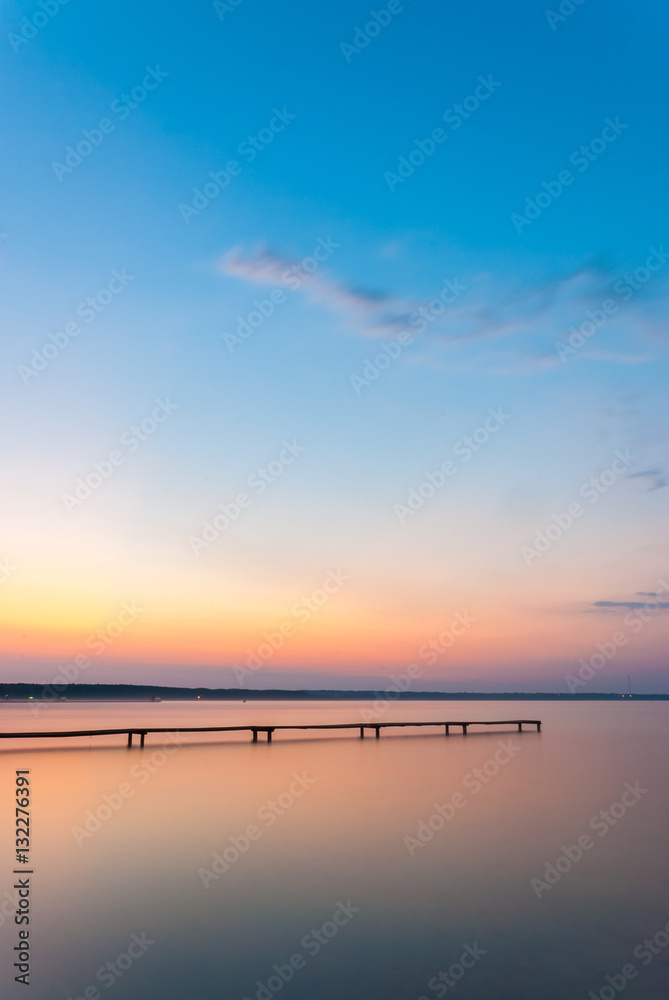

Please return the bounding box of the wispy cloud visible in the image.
[588,596,669,613]
[219,244,667,366]
[221,245,403,333]
[577,348,650,364]
[626,469,667,491]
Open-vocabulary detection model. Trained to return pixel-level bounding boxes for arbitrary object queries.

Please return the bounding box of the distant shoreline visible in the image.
[1,683,667,701]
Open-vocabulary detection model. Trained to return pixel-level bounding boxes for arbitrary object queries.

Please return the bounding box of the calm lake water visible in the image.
[1,699,667,1000]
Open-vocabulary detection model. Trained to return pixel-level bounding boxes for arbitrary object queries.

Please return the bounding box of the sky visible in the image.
[1,0,668,692]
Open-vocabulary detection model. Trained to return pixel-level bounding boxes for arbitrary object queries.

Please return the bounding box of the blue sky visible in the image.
[1,0,668,691]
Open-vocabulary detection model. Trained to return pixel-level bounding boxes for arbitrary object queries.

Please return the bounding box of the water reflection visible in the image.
[0,700,667,999]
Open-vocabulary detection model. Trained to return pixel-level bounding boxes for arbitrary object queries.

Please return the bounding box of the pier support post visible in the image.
[267,729,273,743]
[127,732,133,748]
[444,724,450,736]
[140,732,146,748]
[517,722,523,732]
[375,727,380,739]
[360,727,364,739]
[537,721,541,732]
[252,729,258,743]
[462,724,468,735]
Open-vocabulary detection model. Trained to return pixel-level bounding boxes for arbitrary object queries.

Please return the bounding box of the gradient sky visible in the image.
[1,0,668,691]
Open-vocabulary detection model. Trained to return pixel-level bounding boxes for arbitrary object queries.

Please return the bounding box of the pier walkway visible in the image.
[0,719,541,748]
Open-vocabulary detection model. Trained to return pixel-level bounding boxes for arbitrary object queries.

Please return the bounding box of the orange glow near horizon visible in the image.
[3,589,668,685]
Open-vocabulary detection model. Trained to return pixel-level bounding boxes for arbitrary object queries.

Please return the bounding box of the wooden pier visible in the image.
[0,719,541,748]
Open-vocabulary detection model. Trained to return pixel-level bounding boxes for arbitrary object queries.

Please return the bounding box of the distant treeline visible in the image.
[0,683,667,700]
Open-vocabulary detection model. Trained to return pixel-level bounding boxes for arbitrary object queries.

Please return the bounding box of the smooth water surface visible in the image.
[1,700,667,999]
